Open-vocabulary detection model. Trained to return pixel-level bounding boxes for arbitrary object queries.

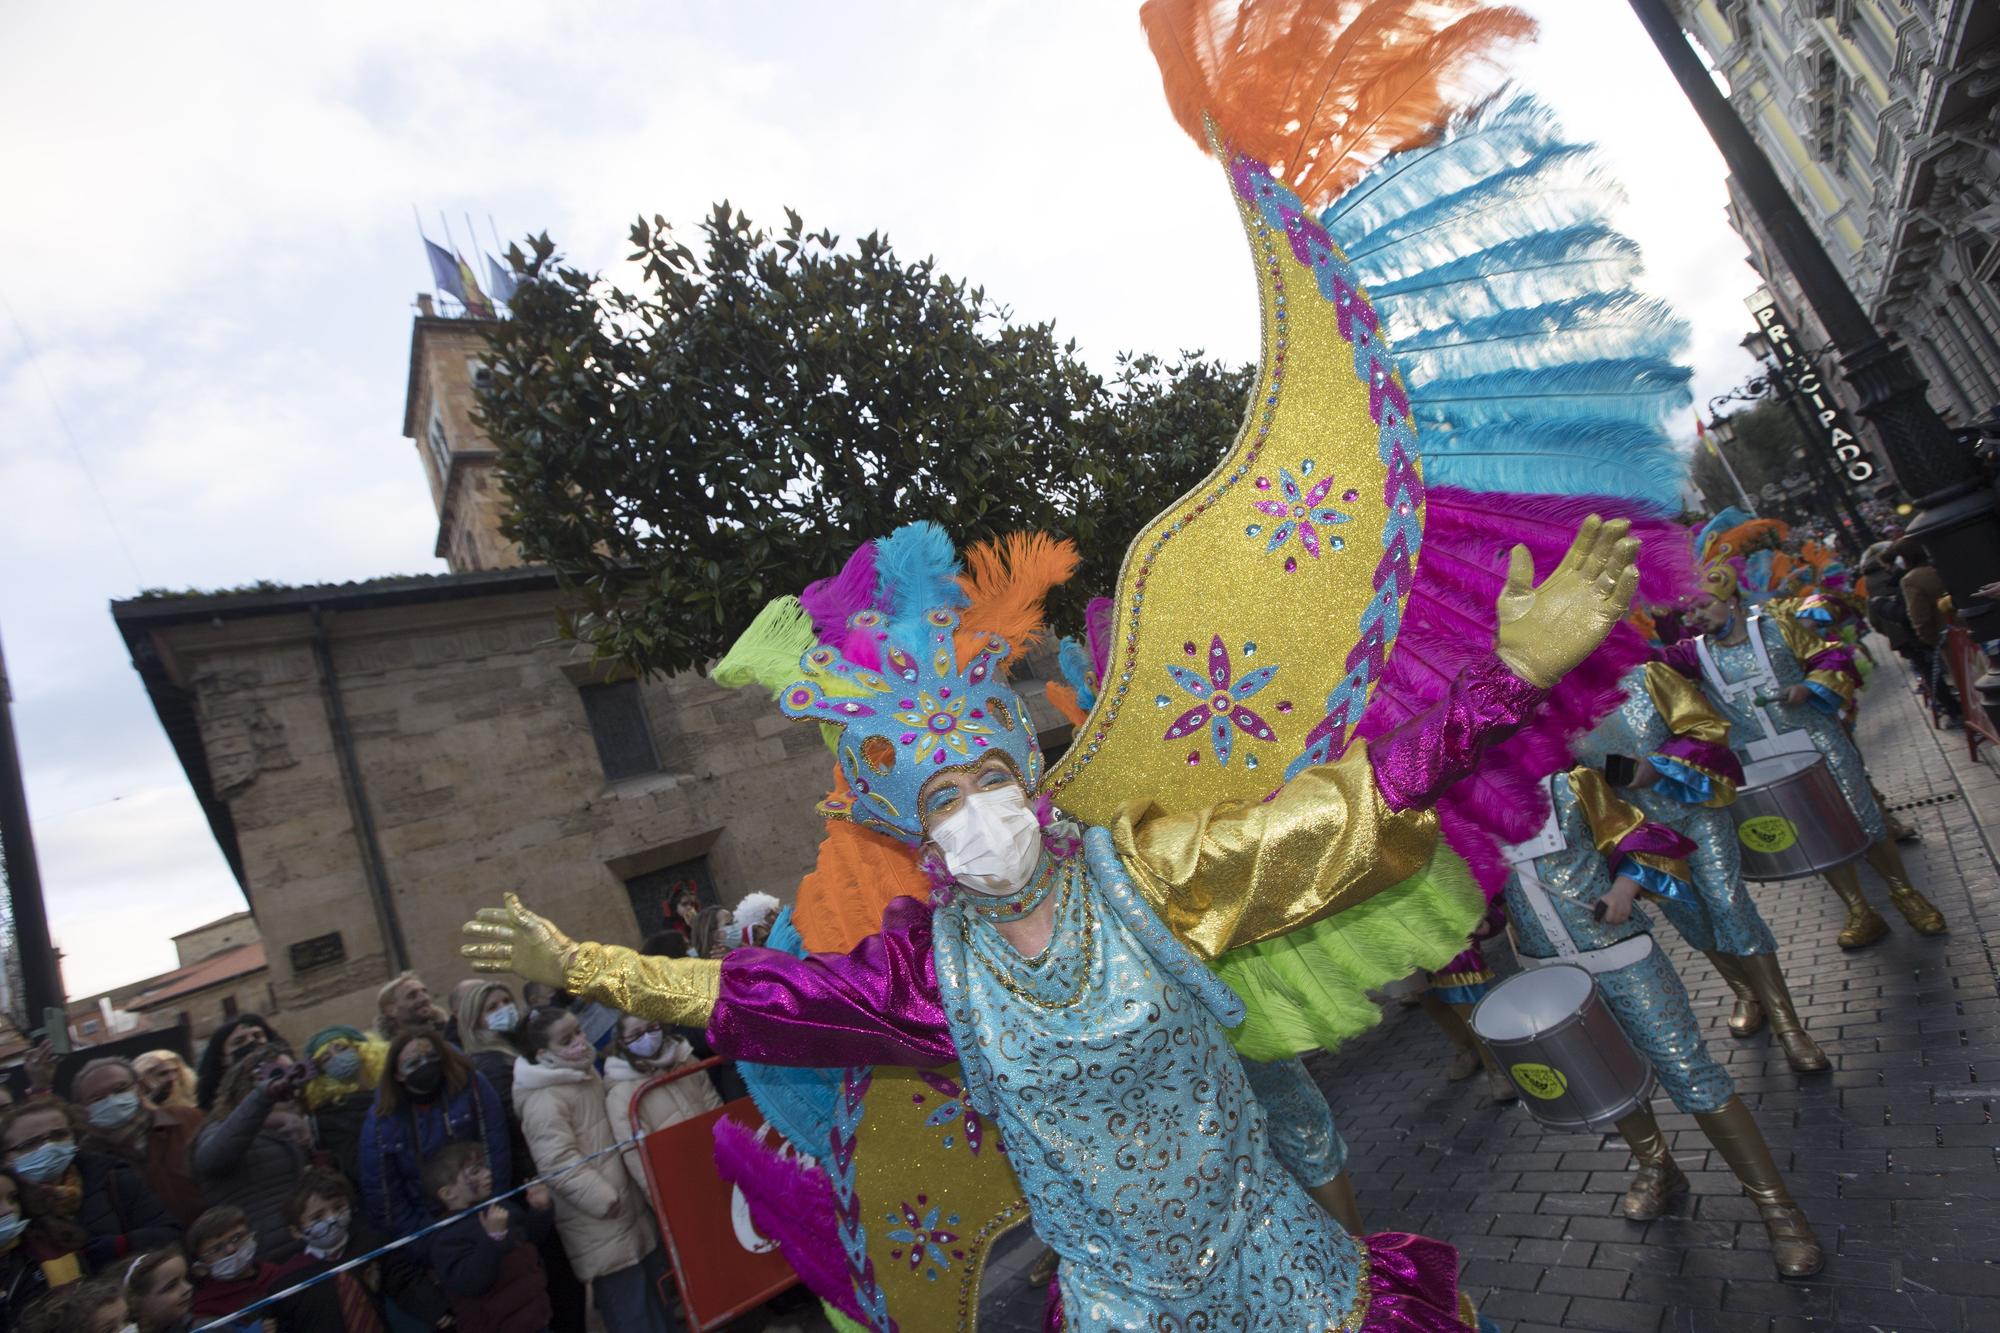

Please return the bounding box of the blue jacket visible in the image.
[358,1072,511,1237]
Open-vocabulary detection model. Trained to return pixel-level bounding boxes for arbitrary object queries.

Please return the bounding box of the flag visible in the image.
[423,238,467,303]
[454,253,495,318]
[485,253,520,305]
[1695,414,1716,457]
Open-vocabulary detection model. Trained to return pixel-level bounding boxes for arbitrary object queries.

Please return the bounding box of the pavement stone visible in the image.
[1306,644,2000,1331]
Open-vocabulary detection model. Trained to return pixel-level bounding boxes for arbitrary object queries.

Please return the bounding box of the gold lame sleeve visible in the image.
[1774,612,1857,708]
[1641,660,1730,747]
[1568,767,1691,887]
[1108,743,1438,961]
[563,943,721,1028]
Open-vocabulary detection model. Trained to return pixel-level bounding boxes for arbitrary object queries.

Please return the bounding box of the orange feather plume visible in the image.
[791,769,933,954]
[1043,680,1091,729]
[954,532,1081,670]
[1141,0,1536,208]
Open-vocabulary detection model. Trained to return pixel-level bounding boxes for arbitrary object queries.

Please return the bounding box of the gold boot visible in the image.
[1733,952,1829,1072]
[1451,1002,1518,1103]
[1865,841,1948,935]
[1308,1170,1365,1234]
[1704,951,1764,1037]
[1613,1106,1686,1220]
[1418,993,1481,1081]
[1695,1096,1824,1278]
[1823,862,1889,949]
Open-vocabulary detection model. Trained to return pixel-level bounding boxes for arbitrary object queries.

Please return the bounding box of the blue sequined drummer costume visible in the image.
[1243,1055,1349,1189]
[1697,615,1886,842]
[1572,664,1778,957]
[934,832,1365,1330]
[1503,774,1735,1114]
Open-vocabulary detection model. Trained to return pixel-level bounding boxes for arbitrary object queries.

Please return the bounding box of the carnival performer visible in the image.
[1415,921,1516,1104]
[1499,764,1822,1277]
[1669,565,1948,946]
[465,512,1641,1331]
[1574,661,1828,1073]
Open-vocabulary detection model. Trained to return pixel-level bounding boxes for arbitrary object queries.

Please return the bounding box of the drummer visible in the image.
[1500,762,1822,1278]
[1667,564,1948,948]
[1575,660,1828,1074]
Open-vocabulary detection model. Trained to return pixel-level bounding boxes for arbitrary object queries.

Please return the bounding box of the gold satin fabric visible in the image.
[565,944,722,1027]
[1640,660,1739,805]
[1774,612,1857,707]
[1568,765,1692,885]
[1109,744,1438,961]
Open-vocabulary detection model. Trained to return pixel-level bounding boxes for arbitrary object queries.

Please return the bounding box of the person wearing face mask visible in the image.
[267,1168,421,1333]
[73,1059,206,1229]
[0,1171,55,1327]
[194,1017,286,1115]
[299,1028,384,1185]
[466,515,1645,1330]
[358,1031,510,1239]
[512,1008,678,1333]
[453,982,525,1112]
[1663,563,1950,948]
[131,1054,197,1114]
[0,1101,179,1284]
[601,1014,720,1195]
[185,1205,280,1322]
[190,1049,311,1265]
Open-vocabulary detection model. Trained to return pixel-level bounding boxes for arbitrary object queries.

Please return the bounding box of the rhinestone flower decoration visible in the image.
[884,1194,963,1280]
[894,690,993,765]
[1161,636,1280,766]
[1245,460,1353,561]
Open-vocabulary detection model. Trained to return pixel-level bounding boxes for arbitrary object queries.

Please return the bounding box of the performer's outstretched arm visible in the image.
[1113,516,1641,959]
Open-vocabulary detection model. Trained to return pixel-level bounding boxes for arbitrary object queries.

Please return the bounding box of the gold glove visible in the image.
[460,892,580,987]
[1494,514,1642,688]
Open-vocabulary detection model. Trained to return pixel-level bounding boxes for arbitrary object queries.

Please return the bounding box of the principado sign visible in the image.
[1750,295,1875,485]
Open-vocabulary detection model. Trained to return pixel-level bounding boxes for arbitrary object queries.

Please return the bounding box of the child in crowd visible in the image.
[423,1142,554,1333]
[187,1205,280,1322]
[267,1169,394,1333]
[513,1008,678,1333]
[123,1248,195,1333]
[19,1277,126,1333]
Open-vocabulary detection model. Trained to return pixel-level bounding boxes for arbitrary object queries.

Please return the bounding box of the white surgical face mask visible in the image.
[483,1003,519,1034]
[929,786,1043,897]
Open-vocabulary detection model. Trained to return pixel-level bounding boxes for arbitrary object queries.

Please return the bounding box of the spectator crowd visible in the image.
[0,887,774,1333]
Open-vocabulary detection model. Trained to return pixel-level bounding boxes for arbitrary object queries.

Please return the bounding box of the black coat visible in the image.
[428,1199,554,1333]
[311,1090,373,1184]
[0,1246,50,1328]
[74,1149,181,1268]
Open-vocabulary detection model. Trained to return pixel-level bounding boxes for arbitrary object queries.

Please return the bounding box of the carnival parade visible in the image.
[4,2,2000,1331]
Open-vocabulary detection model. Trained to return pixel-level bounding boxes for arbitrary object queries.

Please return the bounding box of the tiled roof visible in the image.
[126,941,267,1010]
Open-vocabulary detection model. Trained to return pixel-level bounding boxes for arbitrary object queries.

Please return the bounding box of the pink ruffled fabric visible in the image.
[1358,488,1699,898]
[1368,655,1546,813]
[1612,822,1697,860]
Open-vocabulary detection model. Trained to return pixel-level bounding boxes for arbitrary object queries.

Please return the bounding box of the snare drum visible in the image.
[1471,965,1654,1132]
[1731,752,1869,881]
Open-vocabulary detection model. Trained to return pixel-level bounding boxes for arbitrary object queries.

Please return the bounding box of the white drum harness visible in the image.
[1691,609,1817,764]
[1503,776,1655,975]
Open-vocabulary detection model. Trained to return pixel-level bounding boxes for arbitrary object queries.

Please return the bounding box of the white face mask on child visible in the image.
[929,786,1043,896]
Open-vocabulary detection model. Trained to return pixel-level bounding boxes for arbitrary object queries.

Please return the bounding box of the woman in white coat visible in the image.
[602,1015,721,1195]
[513,1007,678,1333]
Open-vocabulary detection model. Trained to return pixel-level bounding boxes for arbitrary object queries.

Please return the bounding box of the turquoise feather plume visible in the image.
[1325,95,1694,513]
[873,520,966,631]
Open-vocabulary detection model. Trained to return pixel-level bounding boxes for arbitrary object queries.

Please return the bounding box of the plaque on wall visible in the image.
[290,932,346,973]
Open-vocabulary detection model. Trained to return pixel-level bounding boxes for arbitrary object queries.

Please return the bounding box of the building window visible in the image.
[427,405,452,479]
[624,858,717,946]
[579,680,663,780]
[221,995,238,1019]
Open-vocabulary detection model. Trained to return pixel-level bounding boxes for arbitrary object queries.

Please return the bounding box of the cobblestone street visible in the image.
[1312,647,2000,1332]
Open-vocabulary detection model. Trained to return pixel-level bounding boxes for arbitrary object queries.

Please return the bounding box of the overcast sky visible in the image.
[0,2,1764,999]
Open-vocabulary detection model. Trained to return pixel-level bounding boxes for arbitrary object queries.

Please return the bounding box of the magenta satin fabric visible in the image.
[707,896,955,1069]
[1613,820,1698,860]
[1359,1232,1478,1331]
[1369,654,1547,813]
[1655,732,1745,786]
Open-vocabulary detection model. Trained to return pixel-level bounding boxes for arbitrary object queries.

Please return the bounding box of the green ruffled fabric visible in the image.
[1211,847,1485,1062]
[823,1305,870,1333]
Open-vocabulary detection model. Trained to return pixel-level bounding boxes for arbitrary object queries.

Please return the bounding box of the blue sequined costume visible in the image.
[1243,1055,1349,1189]
[1504,774,1734,1114]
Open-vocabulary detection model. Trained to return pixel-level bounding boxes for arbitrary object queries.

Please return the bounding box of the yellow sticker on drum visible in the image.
[1738,815,1799,854]
[1509,1062,1569,1100]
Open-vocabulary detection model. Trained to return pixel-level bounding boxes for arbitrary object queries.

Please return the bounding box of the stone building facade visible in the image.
[115,310,1072,1042]
[1673,0,2000,425]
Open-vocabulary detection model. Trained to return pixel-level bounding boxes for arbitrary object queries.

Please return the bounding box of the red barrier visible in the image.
[628,1058,798,1331]
[1943,626,2000,760]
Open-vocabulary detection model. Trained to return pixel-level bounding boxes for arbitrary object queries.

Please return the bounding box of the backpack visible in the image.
[1869,590,1915,651]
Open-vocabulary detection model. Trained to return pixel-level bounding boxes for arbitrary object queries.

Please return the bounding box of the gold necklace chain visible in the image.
[963,860,1096,1010]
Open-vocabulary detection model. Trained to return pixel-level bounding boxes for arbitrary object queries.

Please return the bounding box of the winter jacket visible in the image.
[0,1245,51,1328]
[311,1089,374,1184]
[84,1103,208,1227]
[192,1261,281,1320]
[511,1058,658,1281]
[269,1220,440,1333]
[59,1149,182,1270]
[192,1088,310,1261]
[601,1053,721,1195]
[428,1196,554,1333]
[358,1073,511,1238]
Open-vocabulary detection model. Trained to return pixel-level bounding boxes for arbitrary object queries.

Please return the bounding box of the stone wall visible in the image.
[172,913,259,968]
